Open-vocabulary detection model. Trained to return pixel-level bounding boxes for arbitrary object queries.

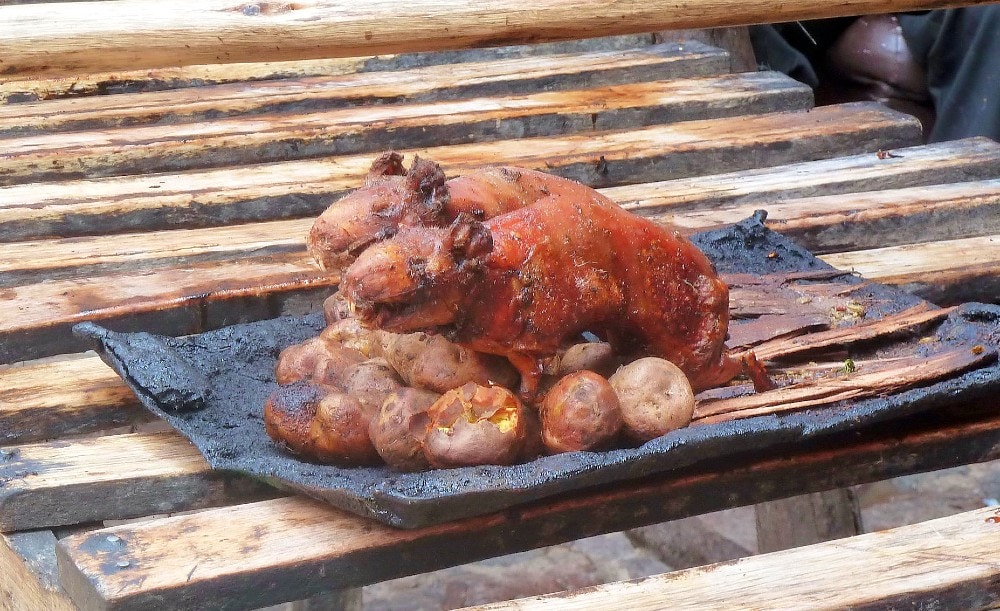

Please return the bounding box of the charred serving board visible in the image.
[75,214,1000,528]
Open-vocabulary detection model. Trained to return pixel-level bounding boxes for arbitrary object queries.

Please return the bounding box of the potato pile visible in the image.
[264,291,697,470]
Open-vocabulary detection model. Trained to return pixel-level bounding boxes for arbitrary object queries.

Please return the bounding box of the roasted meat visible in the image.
[342,175,758,399]
[307,152,601,271]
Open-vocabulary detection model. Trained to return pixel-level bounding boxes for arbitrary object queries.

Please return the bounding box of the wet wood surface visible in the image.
[0,33,675,104]
[8,125,987,245]
[0,44,727,136]
[2,27,999,611]
[0,0,988,78]
[4,94,912,187]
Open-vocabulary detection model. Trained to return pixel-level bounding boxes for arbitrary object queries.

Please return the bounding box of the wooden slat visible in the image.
[0,0,985,79]
[0,219,312,287]
[472,506,1000,611]
[0,34,685,104]
[53,407,1000,611]
[1,531,77,611]
[612,136,1000,214]
[820,235,1000,305]
[0,432,275,532]
[0,355,144,445]
[0,102,925,244]
[0,72,815,185]
[665,179,1000,254]
[0,253,339,363]
[0,44,727,136]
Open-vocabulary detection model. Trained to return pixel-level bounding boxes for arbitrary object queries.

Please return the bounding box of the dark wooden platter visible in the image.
[75,214,1000,528]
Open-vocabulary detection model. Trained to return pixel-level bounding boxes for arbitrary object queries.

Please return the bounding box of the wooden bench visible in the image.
[472,505,1000,610]
[2,1,1000,609]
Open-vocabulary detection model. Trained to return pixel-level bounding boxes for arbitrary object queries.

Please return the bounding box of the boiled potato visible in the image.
[608,357,695,442]
[422,383,527,468]
[320,317,381,358]
[539,371,622,453]
[410,335,519,393]
[322,290,354,325]
[341,357,404,415]
[553,341,619,378]
[264,382,379,466]
[274,337,365,388]
[369,387,440,471]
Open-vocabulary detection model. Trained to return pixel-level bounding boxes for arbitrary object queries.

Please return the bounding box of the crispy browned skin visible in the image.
[342,176,749,399]
[307,152,570,271]
[264,382,380,466]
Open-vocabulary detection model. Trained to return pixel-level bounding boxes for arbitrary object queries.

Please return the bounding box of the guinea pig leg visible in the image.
[505,351,545,403]
[739,350,775,392]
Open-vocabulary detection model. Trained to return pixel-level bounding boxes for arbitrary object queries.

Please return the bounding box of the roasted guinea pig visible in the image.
[307,152,607,271]
[341,176,761,399]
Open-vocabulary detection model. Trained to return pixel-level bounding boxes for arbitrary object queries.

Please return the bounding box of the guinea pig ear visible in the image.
[406,156,450,220]
[446,213,493,263]
[365,151,406,184]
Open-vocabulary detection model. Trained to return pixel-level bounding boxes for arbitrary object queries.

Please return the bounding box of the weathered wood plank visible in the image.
[0,355,144,445]
[0,102,927,244]
[53,407,1000,611]
[0,0,987,79]
[664,178,1000,255]
[0,44,729,136]
[0,432,276,532]
[820,235,1000,306]
[1,531,77,611]
[609,136,1000,215]
[0,219,312,287]
[473,506,1000,610]
[0,34,689,104]
[0,253,340,363]
[0,72,816,185]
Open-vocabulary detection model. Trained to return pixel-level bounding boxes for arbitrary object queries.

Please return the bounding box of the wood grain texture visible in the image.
[610,136,1000,214]
[1,134,990,243]
[820,235,1000,305]
[0,72,815,185]
[0,44,727,136]
[0,0,991,78]
[0,34,686,104]
[0,432,276,532]
[667,179,1000,254]
[0,355,144,445]
[0,252,340,363]
[472,506,1000,610]
[1,531,77,611]
[53,407,1000,611]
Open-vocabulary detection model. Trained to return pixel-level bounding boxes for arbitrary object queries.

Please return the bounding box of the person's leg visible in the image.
[899,8,1000,142]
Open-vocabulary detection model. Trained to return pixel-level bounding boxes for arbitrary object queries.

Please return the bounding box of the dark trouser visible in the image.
[750,9,1000,143]
[899,8,1000,143]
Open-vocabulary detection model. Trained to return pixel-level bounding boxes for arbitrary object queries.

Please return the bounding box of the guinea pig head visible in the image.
[307,153,451,272]
[342,214,493,333]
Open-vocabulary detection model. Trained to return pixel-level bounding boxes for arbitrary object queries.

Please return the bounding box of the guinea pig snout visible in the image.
[342,243,419,304]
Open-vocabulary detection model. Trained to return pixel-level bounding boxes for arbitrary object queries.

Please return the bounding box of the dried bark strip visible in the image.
[750,303,954,361]
[693,344,995,423]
